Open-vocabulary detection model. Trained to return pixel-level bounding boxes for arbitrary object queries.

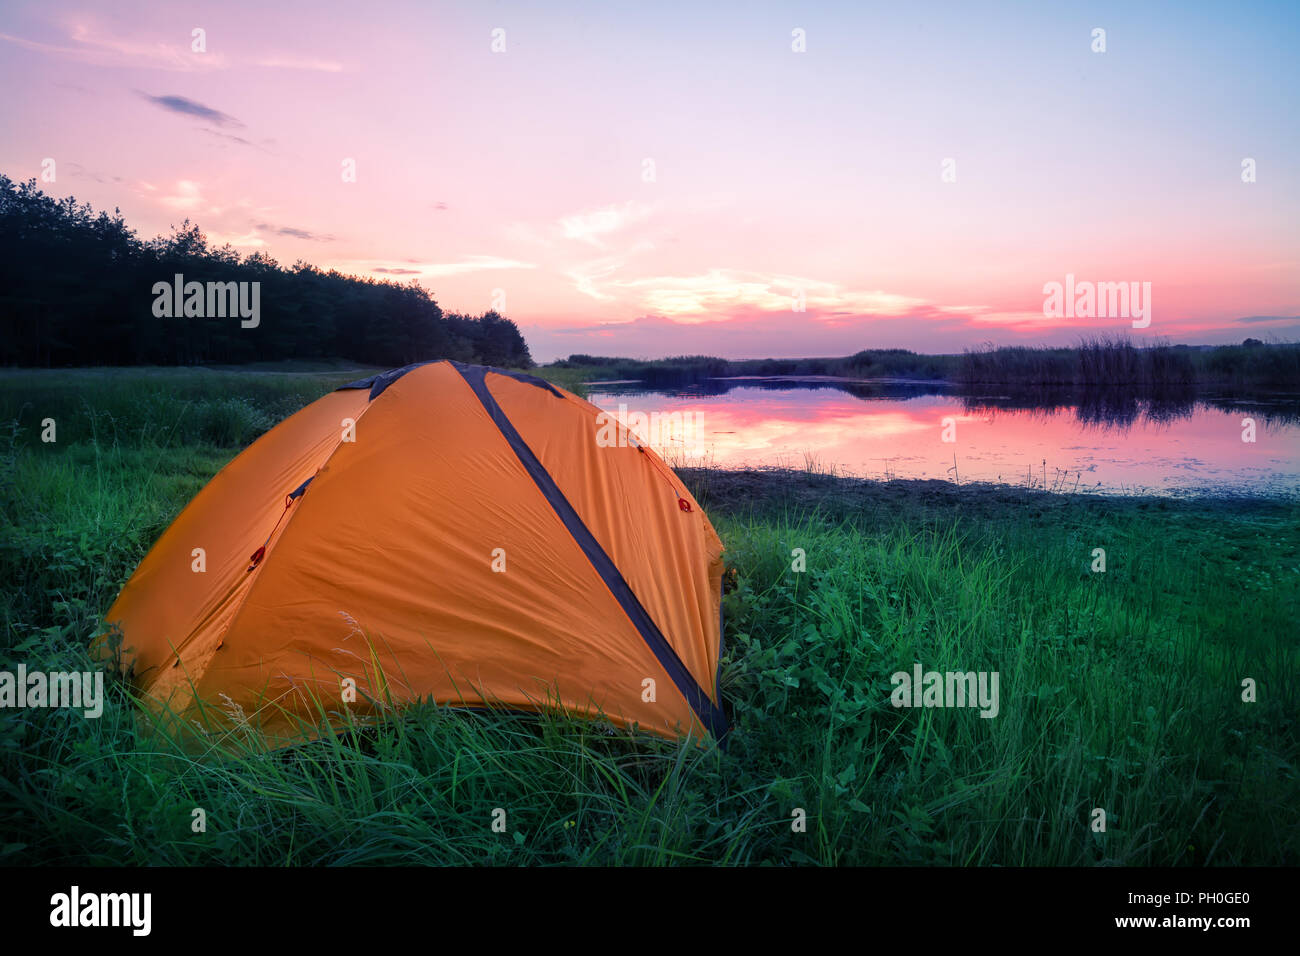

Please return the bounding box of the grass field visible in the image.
[1,367,1297,865]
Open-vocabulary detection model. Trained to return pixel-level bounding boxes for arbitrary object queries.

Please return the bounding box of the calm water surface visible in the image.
[586,379,1300,497]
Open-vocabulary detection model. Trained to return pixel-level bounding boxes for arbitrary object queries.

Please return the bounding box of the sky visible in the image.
[1,0,1297,362]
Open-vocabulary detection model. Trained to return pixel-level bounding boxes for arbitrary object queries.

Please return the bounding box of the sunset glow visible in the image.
[3,0,1297,360]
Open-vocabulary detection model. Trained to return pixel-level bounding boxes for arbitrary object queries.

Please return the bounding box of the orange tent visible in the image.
[98,362,727,743]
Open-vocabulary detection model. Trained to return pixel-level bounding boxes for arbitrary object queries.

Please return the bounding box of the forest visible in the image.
[0,174,532,369]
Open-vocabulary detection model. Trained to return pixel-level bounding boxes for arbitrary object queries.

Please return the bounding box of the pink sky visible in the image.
[2,0,1297,360]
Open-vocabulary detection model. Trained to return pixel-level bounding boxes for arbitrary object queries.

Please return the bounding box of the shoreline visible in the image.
[584,372,1300,396]
[678,466,1300,514]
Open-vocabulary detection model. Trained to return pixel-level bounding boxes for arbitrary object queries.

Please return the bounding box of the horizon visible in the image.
[2,0,1298,362]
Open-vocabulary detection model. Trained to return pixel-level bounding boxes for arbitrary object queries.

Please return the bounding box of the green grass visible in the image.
[1,367,1296,865]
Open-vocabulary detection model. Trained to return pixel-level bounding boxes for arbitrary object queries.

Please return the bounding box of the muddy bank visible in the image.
[678,466,1299,524]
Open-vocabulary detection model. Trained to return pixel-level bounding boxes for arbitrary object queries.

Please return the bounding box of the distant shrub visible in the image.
[194,397,275,446]
[961,335,1295,388]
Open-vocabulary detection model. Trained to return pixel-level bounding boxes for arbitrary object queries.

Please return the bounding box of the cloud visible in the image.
[0,24,228,71]
[502,220,554,247]
[1,24,342,73]
[526,310,980,364]
[66,162,123,185]
[558,201,656,247]
[1236,314,1300,325]
[255,222,334,242]
[373,267,422,275]
[572,267,959,323]
[199,128,273,152]
[160,180,204,210]
[419,256,537,277]
[206,230,267,249]
[139,93,242,127]
[254,55,345,72]
[566,242,657,301]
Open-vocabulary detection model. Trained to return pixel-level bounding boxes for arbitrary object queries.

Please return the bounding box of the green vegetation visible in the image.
[2,368,1296,865]
[0,174,530,368]
[545,338,1300,390]
[551,350,959,385]
[959,336,1300,388]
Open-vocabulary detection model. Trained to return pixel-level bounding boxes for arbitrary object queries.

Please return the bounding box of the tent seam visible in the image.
[451,363,727,739]
[190,380,396,668]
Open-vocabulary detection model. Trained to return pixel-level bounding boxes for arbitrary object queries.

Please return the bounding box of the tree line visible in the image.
[556,337,1297,389]
[0,174,532,369]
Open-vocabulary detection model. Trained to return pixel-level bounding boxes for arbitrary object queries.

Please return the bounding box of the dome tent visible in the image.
[97,361,727,743]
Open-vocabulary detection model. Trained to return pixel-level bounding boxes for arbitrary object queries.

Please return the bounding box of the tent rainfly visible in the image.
[97,361,727,743]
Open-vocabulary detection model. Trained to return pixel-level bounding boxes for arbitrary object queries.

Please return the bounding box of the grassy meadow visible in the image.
[1,366,1297,865]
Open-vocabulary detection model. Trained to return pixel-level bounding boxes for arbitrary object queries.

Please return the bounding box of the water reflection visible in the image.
[585,378,1300,496]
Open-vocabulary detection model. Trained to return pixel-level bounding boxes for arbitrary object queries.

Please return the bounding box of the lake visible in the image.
[585,378,1300,497]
